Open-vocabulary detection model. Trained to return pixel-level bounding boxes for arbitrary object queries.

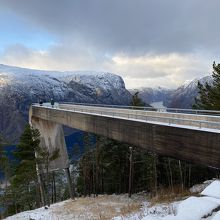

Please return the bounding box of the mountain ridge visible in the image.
[0,64,131,143]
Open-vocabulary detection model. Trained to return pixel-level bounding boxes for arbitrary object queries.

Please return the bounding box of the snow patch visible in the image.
[212,210,220,220]
[201,180,220,199]
[190,179,215,194]
[175,196,219,220]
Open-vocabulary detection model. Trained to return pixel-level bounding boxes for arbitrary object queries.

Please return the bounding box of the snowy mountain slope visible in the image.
[129,87,172,107]
[130,75,213,109]
[168,75,212,108]
[0,64,129,100]
[0,64,131,142]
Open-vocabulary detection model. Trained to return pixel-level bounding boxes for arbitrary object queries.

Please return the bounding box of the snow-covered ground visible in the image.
[5,194,145,220]
[114,180,220,220]
[5,180,220,220]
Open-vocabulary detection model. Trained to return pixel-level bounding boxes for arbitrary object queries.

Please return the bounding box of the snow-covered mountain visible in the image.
[130,87,172,106]
[0,64,131,142]
[0,64,130,103]
[131,75,213,109]
[168,76,212,108]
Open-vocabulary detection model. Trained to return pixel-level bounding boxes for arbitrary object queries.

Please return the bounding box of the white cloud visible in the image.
[104,53,212,88]
[0,0,218,89]
[0,45,212,88]
[0,44,213,89]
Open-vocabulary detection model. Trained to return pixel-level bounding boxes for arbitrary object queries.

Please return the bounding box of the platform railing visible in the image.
[59,102,220,115]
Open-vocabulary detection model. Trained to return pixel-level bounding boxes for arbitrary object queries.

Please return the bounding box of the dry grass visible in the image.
[120,202,142,216]
[149,186,193,206]
[51,194,144,220]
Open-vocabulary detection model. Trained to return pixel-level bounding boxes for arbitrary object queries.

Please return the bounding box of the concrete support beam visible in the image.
[30,109,75,202]
[30,116,69,171]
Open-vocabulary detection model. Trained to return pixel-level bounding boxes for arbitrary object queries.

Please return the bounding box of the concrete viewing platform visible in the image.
[29,103,220,169]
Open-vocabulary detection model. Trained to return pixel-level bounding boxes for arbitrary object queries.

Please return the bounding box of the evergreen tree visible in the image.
[36,145,60,206]
[0,135,11,184]
[194,61,220,110]
[13,124,40,184]
[130,92,145,107]
[11,124,41,211]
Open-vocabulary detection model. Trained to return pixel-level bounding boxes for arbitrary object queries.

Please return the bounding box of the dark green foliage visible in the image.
[76,136,157,195]
[130,92,145,107]
[0,125,41,217]
[9,124,41,211]
[75,134,220,196]
[13,124,40,185]
[1,124,66,218]
[0,135,10,176]
[36,146,60,171]
[194,61,220,110]
[132,150,156,192]
[76,137,130,195]
[36,145,60,206]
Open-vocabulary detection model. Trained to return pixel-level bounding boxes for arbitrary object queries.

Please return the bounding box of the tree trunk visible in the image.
[178,160,184,190]
[165,163,171,188]
[37,172,46,206]
[52,171,56,203]
[188,165,191,187]
[168,158,173,193]
[92,155,95,197]
[153,154,158,195]
[65,167,74,199]
[128,147,133,197]
[95,142,100,196]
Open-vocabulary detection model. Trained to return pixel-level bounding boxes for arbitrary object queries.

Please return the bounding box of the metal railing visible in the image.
[33,103,220,131]
[60,102,220,116]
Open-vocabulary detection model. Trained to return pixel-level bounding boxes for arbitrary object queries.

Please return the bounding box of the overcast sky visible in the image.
[0,0,219,88]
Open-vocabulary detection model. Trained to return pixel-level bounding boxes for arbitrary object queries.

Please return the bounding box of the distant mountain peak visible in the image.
[131,75,213,109]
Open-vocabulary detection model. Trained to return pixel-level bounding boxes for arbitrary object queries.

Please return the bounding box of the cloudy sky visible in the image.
[0,0,219,88]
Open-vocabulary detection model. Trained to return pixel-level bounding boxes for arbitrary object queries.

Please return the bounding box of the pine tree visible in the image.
[194,61,220,110]
[11,124,41,211]
[35,145,60,206]
[130,92,145,107]
[13,124,40,184]
[0,135,11,184]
